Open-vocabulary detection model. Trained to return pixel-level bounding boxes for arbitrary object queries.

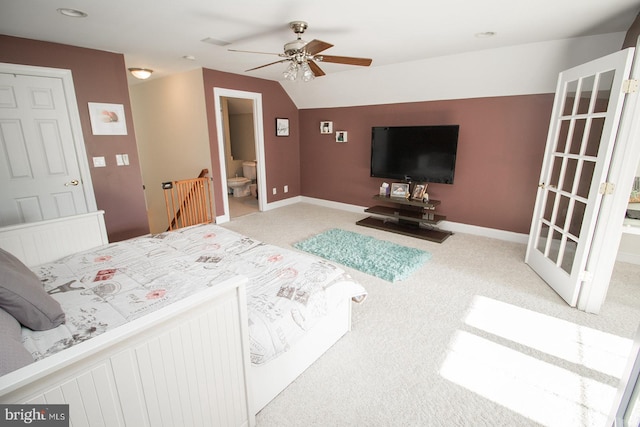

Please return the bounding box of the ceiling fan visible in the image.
[228,21,373,81]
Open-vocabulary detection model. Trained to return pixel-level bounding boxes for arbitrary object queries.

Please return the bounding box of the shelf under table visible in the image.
[364,205,446,224]
[356,216,452,243]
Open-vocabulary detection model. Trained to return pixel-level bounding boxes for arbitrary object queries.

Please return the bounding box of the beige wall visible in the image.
[130,69,213,233]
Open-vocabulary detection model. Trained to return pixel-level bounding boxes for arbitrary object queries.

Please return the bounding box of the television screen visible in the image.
[370,125,459,184]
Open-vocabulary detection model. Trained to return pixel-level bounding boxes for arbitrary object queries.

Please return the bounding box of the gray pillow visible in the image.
[0,307,33,375]
[0,305,22,337]
[0,248,65,330]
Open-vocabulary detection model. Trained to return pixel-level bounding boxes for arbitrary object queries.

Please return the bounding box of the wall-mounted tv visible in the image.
[370,125,459,184]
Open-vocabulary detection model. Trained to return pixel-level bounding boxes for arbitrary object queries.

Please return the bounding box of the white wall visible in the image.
[283,32,626,109]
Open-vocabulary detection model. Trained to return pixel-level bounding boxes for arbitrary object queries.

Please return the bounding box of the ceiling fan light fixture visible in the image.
[301,62,315,82]
[283,63,298,81]
[128,68,153,80]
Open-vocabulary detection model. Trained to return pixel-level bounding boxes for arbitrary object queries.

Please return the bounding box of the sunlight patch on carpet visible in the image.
[293,228,431,282]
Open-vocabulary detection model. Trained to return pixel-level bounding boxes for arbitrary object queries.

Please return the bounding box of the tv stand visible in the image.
[356,195,452,243]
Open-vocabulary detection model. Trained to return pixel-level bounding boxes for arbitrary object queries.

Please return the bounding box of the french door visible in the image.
[525,48,634,307]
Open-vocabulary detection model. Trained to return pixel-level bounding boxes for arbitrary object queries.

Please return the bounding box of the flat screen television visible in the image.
[370,125,459,184]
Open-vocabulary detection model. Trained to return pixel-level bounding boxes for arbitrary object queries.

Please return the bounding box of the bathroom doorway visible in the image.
[213,88,266,222]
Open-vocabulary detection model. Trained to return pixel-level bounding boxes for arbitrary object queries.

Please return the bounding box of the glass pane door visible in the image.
[526,49,633,306]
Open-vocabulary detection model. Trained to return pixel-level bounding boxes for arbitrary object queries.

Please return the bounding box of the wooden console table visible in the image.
[356,195,452,243]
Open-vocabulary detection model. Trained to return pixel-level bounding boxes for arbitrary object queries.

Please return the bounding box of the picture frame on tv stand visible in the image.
[411,183,427,200]
[390,183,409,199]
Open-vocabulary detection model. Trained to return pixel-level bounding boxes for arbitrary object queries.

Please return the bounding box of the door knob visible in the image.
[65,179,79,186]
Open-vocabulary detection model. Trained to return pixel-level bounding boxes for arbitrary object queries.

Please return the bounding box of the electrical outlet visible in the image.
[116,154,124,166]
[272,188,277,195]
[284,185,288,193]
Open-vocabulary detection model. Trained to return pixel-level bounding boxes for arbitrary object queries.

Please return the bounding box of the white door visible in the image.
[0,69,94,226]
[525,48,634,306]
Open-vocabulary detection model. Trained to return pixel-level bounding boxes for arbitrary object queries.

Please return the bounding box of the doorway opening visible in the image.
[214,89,266,223]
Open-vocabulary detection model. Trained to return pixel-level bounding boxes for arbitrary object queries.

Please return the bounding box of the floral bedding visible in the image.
[22,224,367,365]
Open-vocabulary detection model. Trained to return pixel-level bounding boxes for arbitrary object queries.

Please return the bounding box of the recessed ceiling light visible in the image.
[475,31,497,38]
[183,55,196,61]
[201,37,231,47]
[57,8,88,18]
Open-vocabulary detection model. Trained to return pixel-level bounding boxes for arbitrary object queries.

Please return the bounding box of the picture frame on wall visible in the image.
[320,121,333,134]
[88,102,128,135]
[276,118,289,136]
[336,131,348,143]
[390,183,409,199]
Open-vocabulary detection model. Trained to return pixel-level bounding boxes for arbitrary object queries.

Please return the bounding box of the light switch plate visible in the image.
[93,156,106,167]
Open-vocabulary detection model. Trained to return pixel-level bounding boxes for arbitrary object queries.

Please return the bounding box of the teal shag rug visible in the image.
[293,228,431,282]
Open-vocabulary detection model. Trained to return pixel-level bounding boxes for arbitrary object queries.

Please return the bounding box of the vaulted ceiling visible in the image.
[1,0,638,86]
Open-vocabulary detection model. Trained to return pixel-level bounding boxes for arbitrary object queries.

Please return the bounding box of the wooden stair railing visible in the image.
[163,169,215,231]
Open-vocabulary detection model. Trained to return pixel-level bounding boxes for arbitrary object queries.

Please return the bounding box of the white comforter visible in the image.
[22,224,367,365]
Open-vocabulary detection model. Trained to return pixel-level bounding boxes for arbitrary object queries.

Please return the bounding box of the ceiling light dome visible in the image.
[128,68,153,80]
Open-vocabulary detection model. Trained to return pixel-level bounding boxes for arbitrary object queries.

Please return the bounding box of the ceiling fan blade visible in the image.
[316,55,372,67]
[228,48,284,57]
[307,60,326,77]
[245,59,289,72]
[304,39,334,55]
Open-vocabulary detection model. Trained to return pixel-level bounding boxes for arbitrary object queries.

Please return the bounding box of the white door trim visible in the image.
[213,87,266,223]
[0,62,97,213]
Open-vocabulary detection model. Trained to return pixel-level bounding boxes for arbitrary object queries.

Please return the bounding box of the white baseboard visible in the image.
[299,196,368,214]
[438,221,529,244]
[265,196,640,264]
[299,197,529,244]
[264,196,303,211]
[616,251,640,265]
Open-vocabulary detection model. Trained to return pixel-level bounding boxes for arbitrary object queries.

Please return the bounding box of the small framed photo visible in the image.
[411,183,428,200]
[276,118,289,136]
[88,102,128,135]
[320,121,333,134]
[336,131,347,143]
[390,183,409,199]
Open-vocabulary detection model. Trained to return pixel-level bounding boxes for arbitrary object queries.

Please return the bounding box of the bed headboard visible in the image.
[0,211,109,267]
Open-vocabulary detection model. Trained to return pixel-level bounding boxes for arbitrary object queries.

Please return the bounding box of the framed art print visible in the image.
[88,102,128,135]
[336,131,347,143]
[276,118,289,136]
[320,121,333,134]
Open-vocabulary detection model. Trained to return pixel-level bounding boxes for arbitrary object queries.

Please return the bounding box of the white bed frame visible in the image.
[0,212,354,421]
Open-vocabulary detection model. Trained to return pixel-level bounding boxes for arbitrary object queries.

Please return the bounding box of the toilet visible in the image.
[227,161,256,197]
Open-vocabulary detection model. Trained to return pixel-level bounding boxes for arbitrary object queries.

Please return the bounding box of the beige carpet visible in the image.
[222,202,640,427]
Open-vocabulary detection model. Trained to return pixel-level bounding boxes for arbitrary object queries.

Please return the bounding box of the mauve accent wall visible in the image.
[300,94,554,234]
[0,35,149,241]
[623,12,640,49]
[201,68,300,217]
